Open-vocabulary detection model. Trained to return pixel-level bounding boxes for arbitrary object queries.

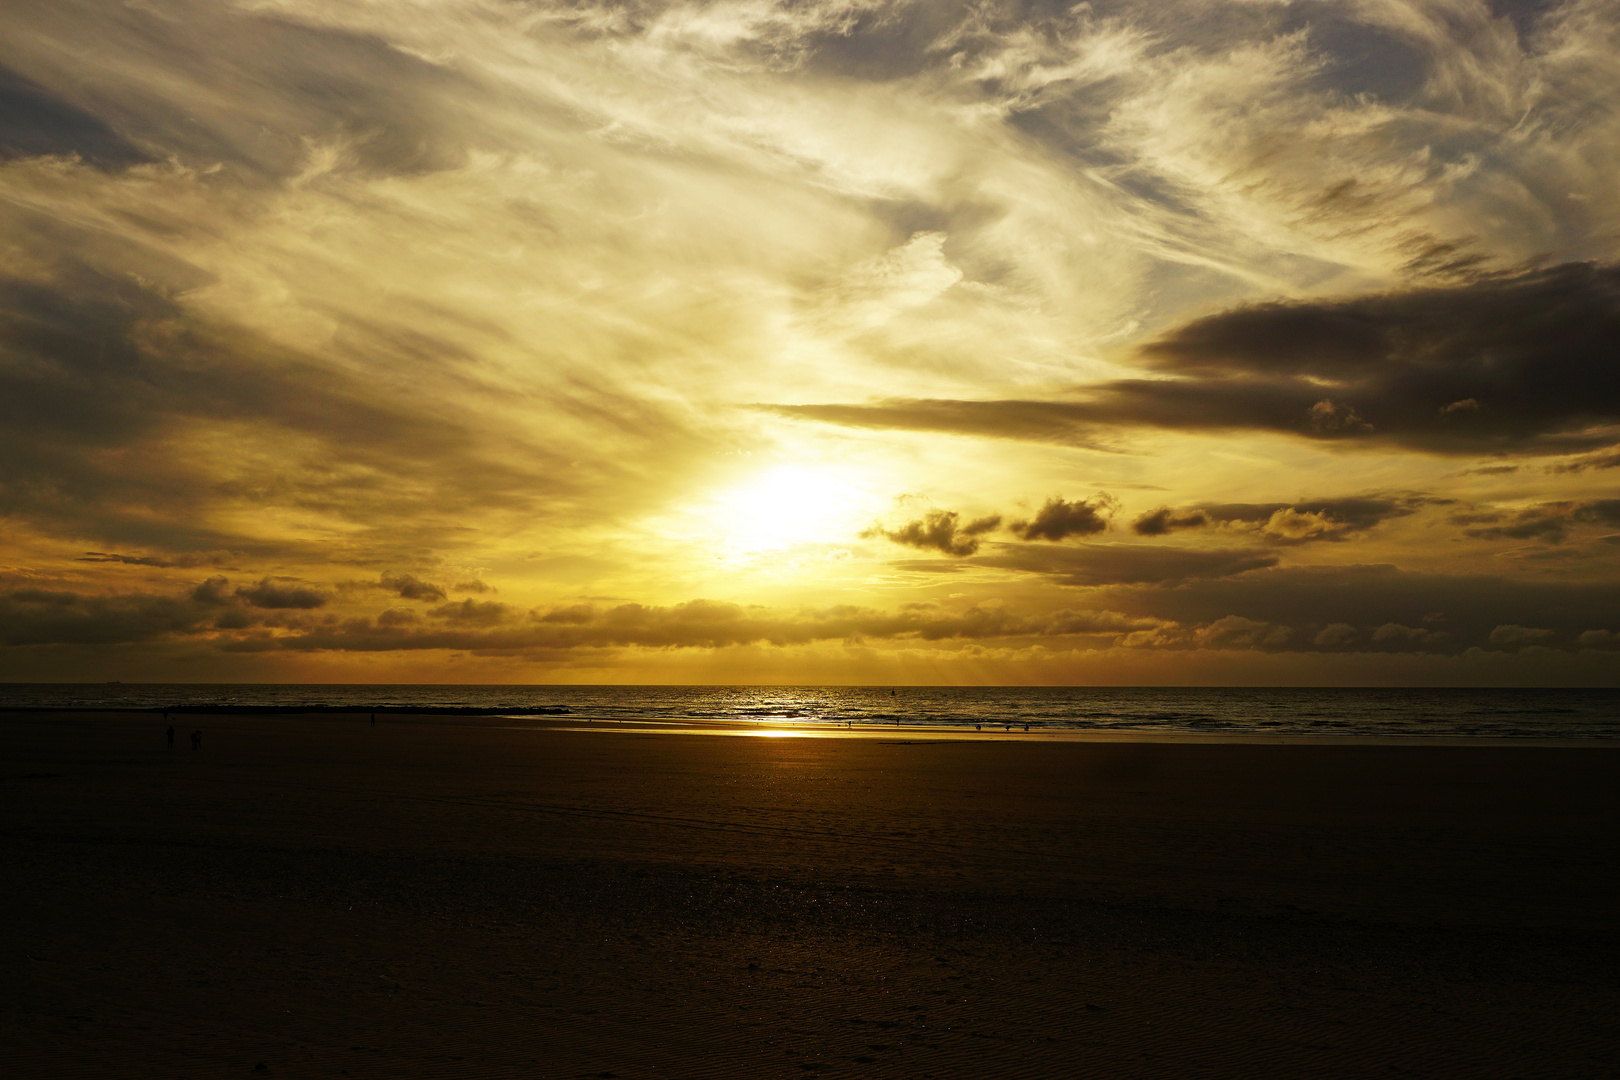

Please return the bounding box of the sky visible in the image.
[3,0,1620,684]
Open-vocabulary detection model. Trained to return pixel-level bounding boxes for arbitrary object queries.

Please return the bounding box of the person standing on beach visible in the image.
[166,724,175,749]
[190,729,202,751]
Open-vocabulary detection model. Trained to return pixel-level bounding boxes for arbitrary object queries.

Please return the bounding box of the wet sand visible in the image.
[3,710,1618,1078]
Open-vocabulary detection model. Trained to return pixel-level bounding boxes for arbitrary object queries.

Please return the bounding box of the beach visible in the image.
[4,711,1618,1078]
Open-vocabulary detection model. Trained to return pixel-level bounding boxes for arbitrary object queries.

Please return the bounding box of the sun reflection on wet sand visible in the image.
[510,719,1605,747]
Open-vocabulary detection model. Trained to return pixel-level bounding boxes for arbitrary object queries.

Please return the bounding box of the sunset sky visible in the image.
[4,0,1620,683]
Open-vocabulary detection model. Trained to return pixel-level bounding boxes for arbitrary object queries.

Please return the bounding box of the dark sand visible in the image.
[4,712,1618,1079]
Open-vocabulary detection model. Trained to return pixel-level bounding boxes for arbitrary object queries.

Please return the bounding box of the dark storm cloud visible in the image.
[864,510,1003,556]
[973,543,1279,586]
[1454,499,1620,544]
[1132,494,1439,541]
[772,263,1620,457]
[1008,494,1117,541]
[0,0,488,180]
[1110,261,1620,453]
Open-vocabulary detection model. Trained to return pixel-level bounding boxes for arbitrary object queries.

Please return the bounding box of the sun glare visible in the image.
[710,465,865,555]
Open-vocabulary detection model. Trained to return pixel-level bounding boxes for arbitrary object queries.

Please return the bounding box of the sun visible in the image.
[709,464,866,555]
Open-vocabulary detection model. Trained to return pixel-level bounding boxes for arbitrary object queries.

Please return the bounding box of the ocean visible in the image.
[3,684,1619,739]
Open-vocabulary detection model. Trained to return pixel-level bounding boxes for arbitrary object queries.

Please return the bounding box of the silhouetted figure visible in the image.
[371,712,376,726]
[166,724,175,749]
[190,729,202,751]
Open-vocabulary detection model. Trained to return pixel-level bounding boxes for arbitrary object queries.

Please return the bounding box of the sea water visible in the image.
[2,684,1618,739]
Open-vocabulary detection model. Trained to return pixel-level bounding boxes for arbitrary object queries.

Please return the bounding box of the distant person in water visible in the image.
[190,729,202,751]
[166,724,175,749]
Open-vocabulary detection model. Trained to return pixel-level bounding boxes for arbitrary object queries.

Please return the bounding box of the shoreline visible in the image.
[6,706,1618,747]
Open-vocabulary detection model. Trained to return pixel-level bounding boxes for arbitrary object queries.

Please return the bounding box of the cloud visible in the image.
[1088,565,1620,654]
[972,543,1279,586]
[235,578,328,610]
[1131,507,1213,537]
[429,599,512,627]
[1194,616,1292,650]
[774,263,1620,456]
[1008,494,1117,541]
[1122,262,1620,454]
[215,598,1167,655]
[1578,629,1620,650]
[762,399,1112,449]
[1455,499,1620,544]
[0,63,152,171]
[1547,450,1620,473]
[0,0,484,181]
[0,259,573,556]
[1488,624,1556,648]
[0,586,212,645]
[191,576,232,606]
[4,0,1620,682]
[1313,622,1357,647]
[379,572,447,602]
[1,562,1616,661]
[77,552,177,568]
[1370,622,1448,645]
[864,509,1002,557]
[1133,494,1438,542]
